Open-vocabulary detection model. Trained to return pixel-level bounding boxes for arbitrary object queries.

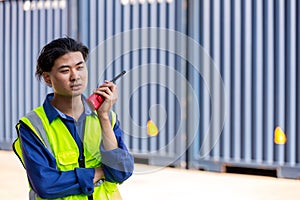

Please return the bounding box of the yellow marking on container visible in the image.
[147,120,159,136]
[274,126,286,144]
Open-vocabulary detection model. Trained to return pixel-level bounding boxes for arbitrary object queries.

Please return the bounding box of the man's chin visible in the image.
[70,91,83,97]
[71,92,82,97]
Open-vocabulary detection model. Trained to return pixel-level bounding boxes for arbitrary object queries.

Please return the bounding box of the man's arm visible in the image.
[100,120,134,183]
[93,81,134,183]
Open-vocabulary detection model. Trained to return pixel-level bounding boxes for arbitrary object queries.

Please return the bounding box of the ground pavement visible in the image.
[1,150,300,200]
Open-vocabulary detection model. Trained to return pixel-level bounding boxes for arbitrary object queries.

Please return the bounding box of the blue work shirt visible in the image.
[19,93,134,199]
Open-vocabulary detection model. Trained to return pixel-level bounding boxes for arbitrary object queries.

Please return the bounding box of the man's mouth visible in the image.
[70,84,82,90]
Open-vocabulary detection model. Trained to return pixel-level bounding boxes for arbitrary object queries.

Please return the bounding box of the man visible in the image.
[13,37,134,200]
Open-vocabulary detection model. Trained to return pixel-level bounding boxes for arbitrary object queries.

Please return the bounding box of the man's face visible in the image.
[43,51,88,97]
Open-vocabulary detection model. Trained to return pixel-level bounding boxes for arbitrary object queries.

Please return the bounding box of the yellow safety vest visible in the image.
[13,106,122,200]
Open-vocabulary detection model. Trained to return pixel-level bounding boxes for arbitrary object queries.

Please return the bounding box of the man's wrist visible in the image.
[98,112,110,121]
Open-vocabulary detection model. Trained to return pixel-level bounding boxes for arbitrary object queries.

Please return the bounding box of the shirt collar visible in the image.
[43,93,95,123]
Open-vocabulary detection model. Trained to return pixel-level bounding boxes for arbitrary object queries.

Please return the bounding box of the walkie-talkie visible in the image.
[87,70,126,110]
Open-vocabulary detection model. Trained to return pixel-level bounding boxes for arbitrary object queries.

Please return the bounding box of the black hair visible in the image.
[35,37,89,80]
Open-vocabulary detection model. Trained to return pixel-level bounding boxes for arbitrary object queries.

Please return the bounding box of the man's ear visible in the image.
[42,72,52,86]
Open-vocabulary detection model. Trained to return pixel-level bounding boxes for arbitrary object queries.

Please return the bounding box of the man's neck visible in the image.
[51,94,84,120]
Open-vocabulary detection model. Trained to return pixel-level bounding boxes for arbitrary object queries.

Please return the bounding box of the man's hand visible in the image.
[93,81,118,118]
[93,166,104,184]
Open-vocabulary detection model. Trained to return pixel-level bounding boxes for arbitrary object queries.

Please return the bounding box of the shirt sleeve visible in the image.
[19,122,95,199]
[100,120,134,183]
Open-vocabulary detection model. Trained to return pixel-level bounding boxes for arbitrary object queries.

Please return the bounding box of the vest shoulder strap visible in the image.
[12,109,54,168]
[22,109,54,156]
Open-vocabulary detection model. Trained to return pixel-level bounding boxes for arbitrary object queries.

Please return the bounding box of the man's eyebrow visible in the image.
[75,61,84,66]
[58,61,85,69]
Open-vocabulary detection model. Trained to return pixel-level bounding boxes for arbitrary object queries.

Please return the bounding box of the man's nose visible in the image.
[70,69,80,81]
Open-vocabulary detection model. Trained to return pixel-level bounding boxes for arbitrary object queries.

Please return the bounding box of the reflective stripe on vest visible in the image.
[24,110,54,156]
[14,106,120,200]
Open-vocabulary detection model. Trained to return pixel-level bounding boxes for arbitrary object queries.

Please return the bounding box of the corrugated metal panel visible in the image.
[188,0,300,178]
[0,0,69,149]
[78,0,187,167]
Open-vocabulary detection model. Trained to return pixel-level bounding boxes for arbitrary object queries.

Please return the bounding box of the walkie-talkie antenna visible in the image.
[110,70,126,83]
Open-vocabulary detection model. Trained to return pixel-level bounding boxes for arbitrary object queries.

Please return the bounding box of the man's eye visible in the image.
[78,66,85,70]
[60,69,69,73]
